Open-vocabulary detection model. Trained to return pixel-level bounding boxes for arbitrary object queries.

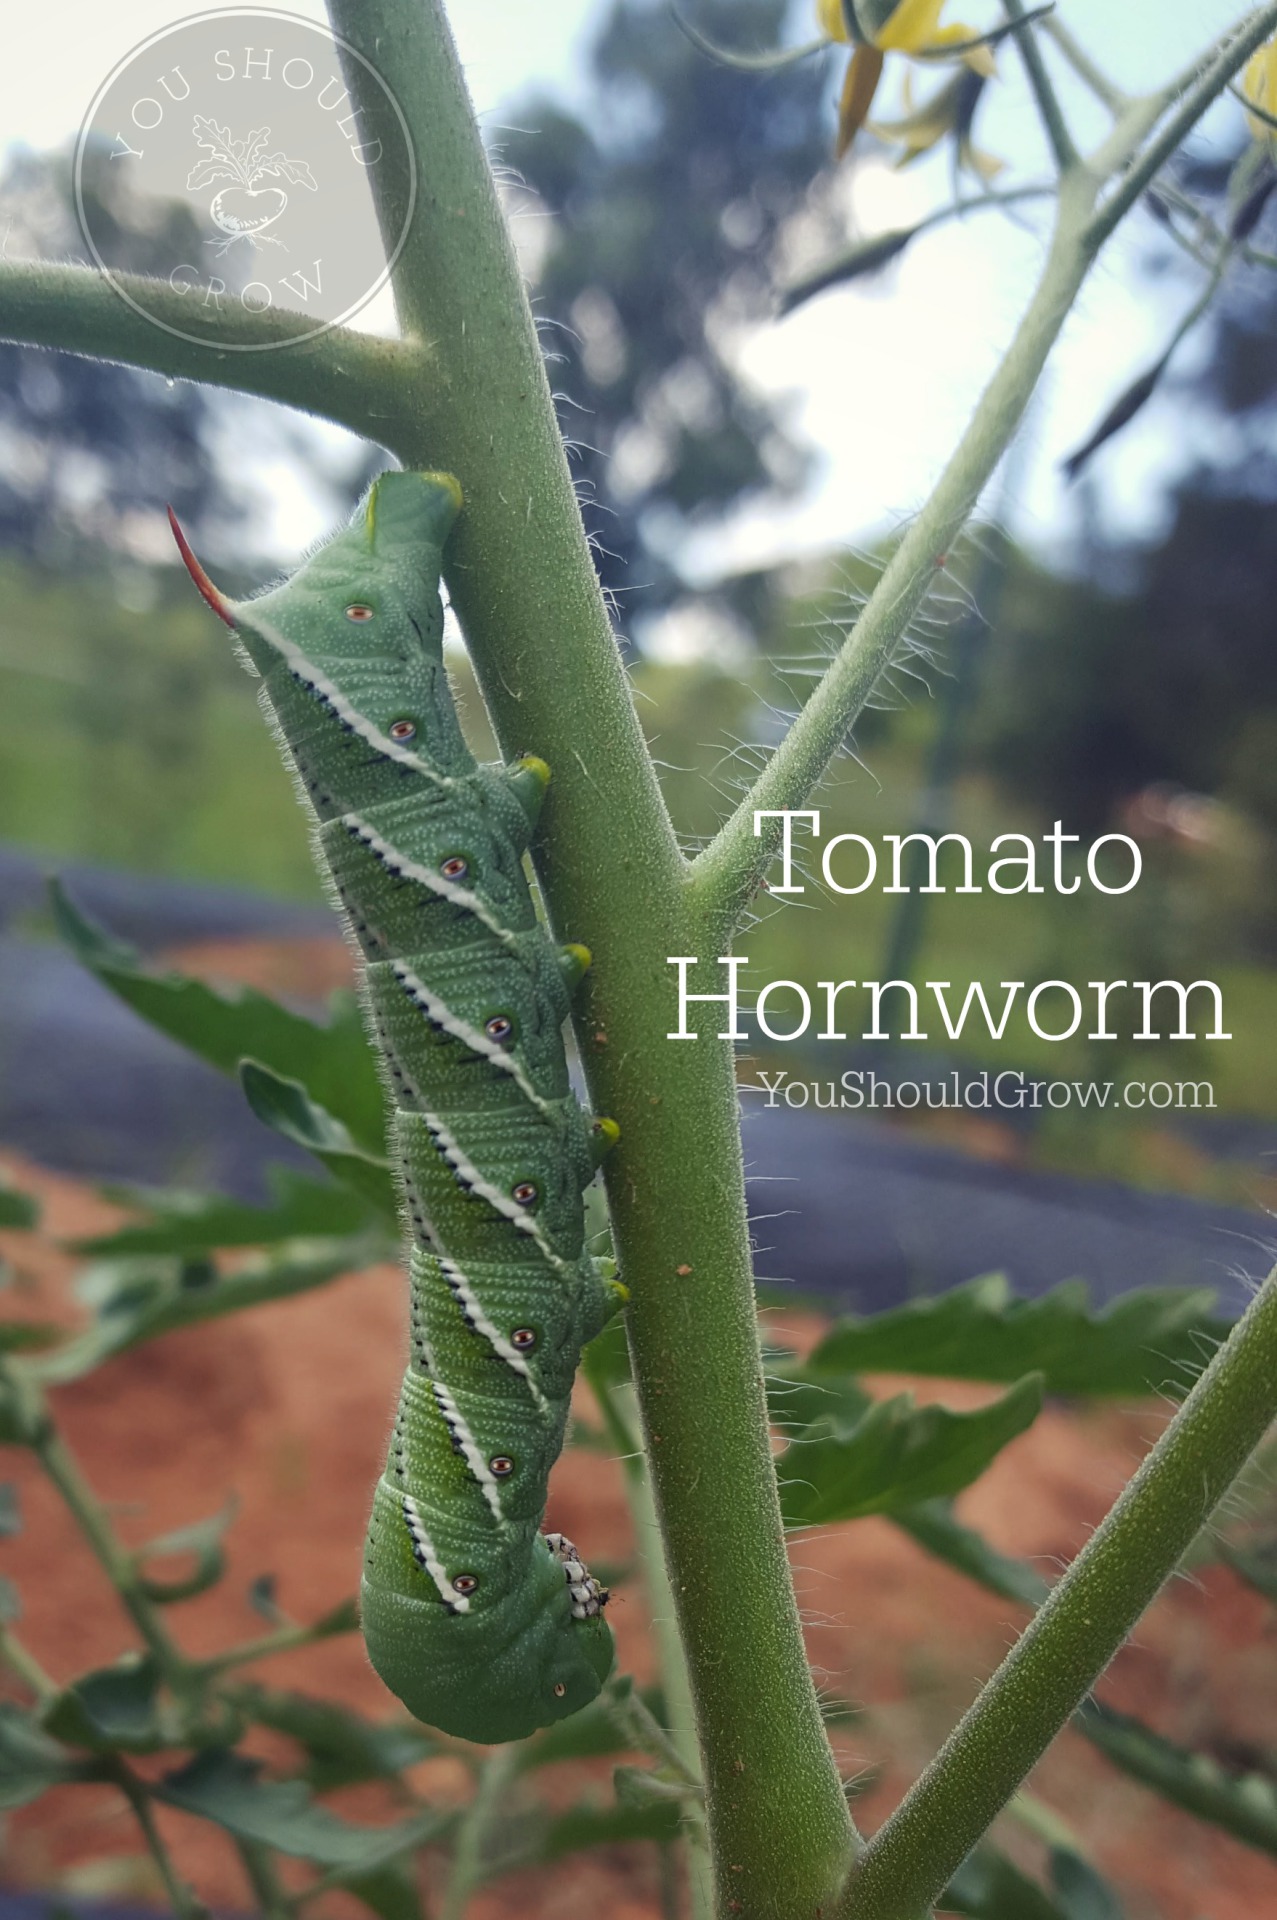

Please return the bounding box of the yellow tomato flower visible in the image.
[868,69,1004,181]
[817,0,997,158]
[1242,37,1277,145]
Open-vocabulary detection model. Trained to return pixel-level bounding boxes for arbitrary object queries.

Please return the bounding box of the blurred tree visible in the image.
[0,143,379,568]
[500,0,829,622]
[0,144,242,560]
[971,152,1277,863]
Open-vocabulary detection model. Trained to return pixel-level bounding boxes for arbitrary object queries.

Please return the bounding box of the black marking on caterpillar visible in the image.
[171,472,620,1744]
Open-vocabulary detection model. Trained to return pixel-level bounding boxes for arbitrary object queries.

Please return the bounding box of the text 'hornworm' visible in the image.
[171,471,621,1743]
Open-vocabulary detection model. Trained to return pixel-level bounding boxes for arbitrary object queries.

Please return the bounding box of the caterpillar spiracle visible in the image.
[170,470,622,1743]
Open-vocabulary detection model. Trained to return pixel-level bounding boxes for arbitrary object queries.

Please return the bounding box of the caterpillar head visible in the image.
[170,470,470,780]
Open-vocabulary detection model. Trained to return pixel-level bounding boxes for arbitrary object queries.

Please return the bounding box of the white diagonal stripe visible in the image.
[418,1106,567,1273]
[401,1494,469,1612]
[432,1380,506,1525]
[244,608,456,787]
[390,961,550,1114]
[431,1245,549,1413]
[337,814,515,946]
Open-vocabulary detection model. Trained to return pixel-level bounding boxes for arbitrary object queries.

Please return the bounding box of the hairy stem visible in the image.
[321,4,857,1914]
[840,1264,1277,1920]
[0,262,421,437]
[1001,0,1079,171]
[1089,3,1277,244]
[1041,15,1129,112]
[694,4,1276,930]
[441,1745,520,1920]
[692,176,1097,930]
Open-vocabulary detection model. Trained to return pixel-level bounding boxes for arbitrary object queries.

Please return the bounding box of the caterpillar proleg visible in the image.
[171,470,620,1742]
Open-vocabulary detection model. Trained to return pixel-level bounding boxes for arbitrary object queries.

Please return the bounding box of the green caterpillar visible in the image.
[170,470,620,1743]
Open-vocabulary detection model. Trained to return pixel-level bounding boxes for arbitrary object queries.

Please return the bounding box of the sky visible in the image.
[0,2,1266,576]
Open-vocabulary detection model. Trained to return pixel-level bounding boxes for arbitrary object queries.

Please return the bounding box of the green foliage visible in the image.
[890,1500,1051,1608]
[942,1843,1126,1920]
[806,1274,1231,1397]
[132,1501,238,1605]
[41,1656,166,1753]
[1075,1700,1277,1858]
[5,858,1271,1917]
[154,1748,448,1868]
[0,1704,94,1809]
[0,1175,40,1231]
[74,1170,375,1257]
[234,1685,438,1791]
[30,1242,374,1386]
[238,1061,400,1220]
[52,882,386,1152]
[942,1846,1071,1920]
[774,1370,1043,1528]
[0,1324,61,1353]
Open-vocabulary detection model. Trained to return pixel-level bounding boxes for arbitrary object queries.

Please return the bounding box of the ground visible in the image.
[1,935,1275,1920]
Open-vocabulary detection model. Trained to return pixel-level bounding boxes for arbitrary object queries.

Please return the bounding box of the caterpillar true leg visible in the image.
[173,470,621,1743]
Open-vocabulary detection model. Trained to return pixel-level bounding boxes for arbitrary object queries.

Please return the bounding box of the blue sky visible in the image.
[2,2,1264,573]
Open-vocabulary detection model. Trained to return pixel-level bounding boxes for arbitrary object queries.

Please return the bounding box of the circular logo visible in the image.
[74,8,415,351]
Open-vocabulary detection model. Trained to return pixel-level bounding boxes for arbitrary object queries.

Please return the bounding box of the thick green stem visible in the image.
[840,1265,1277,1920]
[0,262,421,437]
[322,4,855,1913]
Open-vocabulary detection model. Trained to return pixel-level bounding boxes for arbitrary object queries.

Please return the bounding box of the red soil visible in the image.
[0,934,1273,1920]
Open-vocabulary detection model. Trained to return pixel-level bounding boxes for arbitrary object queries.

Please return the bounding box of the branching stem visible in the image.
[1089,4,1277,245]
[1001,0,1079,171]
[33,1405,186,1673]
[840,1264,1277,1920]
[1041,14,1129,112]
[692,178,1097,931]
[108,1758,205,1920]
[0,261,422,436]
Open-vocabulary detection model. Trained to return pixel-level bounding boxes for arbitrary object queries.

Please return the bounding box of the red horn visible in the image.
[167,506,236,628]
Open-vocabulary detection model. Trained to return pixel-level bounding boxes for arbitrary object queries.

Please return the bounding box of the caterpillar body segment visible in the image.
[172,470,619,1743]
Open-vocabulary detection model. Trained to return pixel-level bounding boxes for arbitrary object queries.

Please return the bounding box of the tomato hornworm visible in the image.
[170,470,621,1742]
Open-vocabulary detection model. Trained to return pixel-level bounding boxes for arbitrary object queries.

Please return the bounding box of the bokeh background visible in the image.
[3,6,1277,1914]
[2,0,1275,1300]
